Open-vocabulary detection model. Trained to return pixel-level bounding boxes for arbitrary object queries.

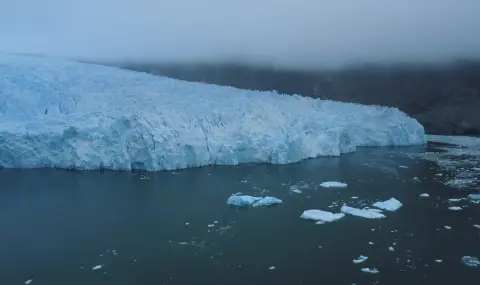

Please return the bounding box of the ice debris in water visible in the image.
[341,205,386,219]
[398,165,409,169]
[319,181,348,188]
[373,198,402,211]
[226,195,282,207]
[468,194,480,200]
[300,210,345,223]
[448,198,464,202]
[25,280,33,285]
[353,255,368,264]
[269,266,276,270]
[435,259,443,263]
[461,256,480,268]
[448,206,463,211]
[474,225,480,229]
[419,193,430,198]
[444,226,452,230]
[388,247,395,252]
[361,268,379,274]
[0,54,425,171]
[92,265,102,270]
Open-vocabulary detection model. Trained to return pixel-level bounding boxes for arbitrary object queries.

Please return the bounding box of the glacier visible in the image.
[0,54,426,171]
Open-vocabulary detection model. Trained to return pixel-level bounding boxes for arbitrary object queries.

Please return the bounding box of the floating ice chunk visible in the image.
[300,210,345,223]
[461,256,480,268]
[444,226,452,230]
[448,206,463,211]
[361,268,379,274]
[474,225,480,229]
[25,280,33,285]
[291,189,302,194]
[319,181,347,188]
[435,259,443,263]
[350,196,359,199]
[468,194,480,200]
[341,205,386,219]
[226,195,282,207]
[448,198,464,202]
[373,198,403,211]
[369,242,375,245]
[252,196,283,207]
[398,165,409,169]
[388,247,395,252]
[353,255,368,264]
[92,265,102,270]
[207,224,215,228]
[419,193,430,198]
[269,266,276,270]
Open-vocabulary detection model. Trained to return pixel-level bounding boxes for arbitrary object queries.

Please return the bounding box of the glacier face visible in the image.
[0,55,426,171]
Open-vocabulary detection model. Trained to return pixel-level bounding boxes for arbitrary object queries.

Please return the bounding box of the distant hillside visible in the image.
[119,61,480,135]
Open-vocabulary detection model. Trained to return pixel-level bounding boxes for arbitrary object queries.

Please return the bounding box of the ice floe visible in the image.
[319,181,347,188]
[448,206,463,211]
[361,268,379,274]
[419,193,430,198]
[341,205,386,219]
[300,209,345,223]
[373,198,403,211]
[461,256,480,268]
[226,195,282,207]
[353,255,368,264]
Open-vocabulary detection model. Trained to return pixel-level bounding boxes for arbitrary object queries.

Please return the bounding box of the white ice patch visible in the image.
[448,206,463,211]
[474,225,480,229]
[300,209,345,223]
[419,193,430,198]
[448,198,464,202]
[353,255,368,264]
[226,195,282,207]
[444,226,452,230]
[373,198,402,211]
[435,259,443,263]
[388,246,395,252]
[341,205,386,219]
[398,165,409,169]
[361,268,379,274]
[319,181,348,188]
[461,256,480,268]
[25,280,33,285]
[468,194,480,200]
[92,265,102,270]
[0,55,426,171]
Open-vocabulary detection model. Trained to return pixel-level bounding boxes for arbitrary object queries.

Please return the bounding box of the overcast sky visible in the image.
[1,0,479,68]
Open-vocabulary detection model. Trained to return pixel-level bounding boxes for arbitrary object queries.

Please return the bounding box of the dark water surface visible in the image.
[0,147,479,285]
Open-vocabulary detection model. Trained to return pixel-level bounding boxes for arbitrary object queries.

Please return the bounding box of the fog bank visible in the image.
[1,0,480,68]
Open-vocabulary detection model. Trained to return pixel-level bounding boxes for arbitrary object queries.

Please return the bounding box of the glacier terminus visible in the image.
[0,54,426,171]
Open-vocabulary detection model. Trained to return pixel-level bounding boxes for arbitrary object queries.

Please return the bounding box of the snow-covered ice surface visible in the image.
[0,54,426,171]
[226,195,282,207]
[300,209,345,223]
[372,198,403,212]
[340,206,386,219]
[319,181,348,188]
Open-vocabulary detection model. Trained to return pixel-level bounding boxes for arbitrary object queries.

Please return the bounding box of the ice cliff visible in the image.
[0,54,426,171]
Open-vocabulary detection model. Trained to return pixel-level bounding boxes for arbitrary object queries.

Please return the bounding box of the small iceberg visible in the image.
[461,256,480,268]
[353,255,368,264]
[448,206,463,211]
[341,205,386,219]
[361,268,379,274]
[448,198,464,202]
[226,195,282,207]
[25,280,33,285]
[319,181,347,188]
[373,198,403,211]
[92,265,102,270]
[419,193,430,198]
[468,194,480,200]
[300,209,345,223]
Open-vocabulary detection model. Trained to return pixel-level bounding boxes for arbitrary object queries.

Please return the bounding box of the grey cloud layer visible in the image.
[1,0,479,68]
